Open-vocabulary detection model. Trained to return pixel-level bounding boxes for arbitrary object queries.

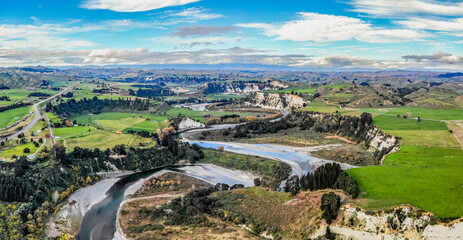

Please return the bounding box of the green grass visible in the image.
[347,145,463,218]
[299,101,342,113]
[387,107,463,120]
[46,112,60,125]
[387,130,459,148]
[201,149,284,178]
[72,112,170,132]
[1,89,58,102]
[53,126,153,150]
[124,120,169,133]
[373,115,448,131]
[166,108,260,123]
[0,142,39,160]
[323,83,350,89]
[0,106,31,129]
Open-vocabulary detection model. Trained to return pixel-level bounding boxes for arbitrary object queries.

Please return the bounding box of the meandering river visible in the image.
[71,124,356,240]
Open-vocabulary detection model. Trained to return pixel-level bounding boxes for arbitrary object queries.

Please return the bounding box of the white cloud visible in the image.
[2,47,463,70]
[167,7,224,20]
[238,12,429,43]
[349,0,463,16]
[81,0,200,12]
[396,17,463,31]
[0,19,168,50]
[151,35,242,47]
[171,25,238,37]
[402,51,463,63]
[0,23,95,49]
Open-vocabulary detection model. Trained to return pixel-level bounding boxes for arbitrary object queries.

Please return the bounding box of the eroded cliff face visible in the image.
[178,117,205,131]
[203,80,289,95]
[312,205,463,240]
[285,111,400,161]
[244,92,307,110]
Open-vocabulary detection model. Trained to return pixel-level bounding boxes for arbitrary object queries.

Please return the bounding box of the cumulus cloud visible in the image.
[238,12,429,43]
[171,25,238,37]
[81,0,200,12]
[349,0,463,16]
[402,51,463,63]
[1,47,463,70]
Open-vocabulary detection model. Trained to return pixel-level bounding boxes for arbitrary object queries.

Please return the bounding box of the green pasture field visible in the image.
[386,107,463,120]
[0,106,31,129]
[347,145,463,218]
[323,83,350,89]
[166,107,262,123]
[388,130,459,148]
[372,115,448,131]
[46,112,61,125]
[1,89,58,102]
[72,112,169,132]
[0,142,39,161]
[53,126,153,150]
[201,149,285,178]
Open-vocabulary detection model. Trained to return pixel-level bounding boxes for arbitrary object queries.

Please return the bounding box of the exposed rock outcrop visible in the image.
[245,92,307,110]
[203,80,288,95]
[178,117,205,131]
[312,205,463,240]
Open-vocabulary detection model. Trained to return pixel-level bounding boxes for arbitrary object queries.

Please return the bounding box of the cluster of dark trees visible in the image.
[0,86,10,90]
[253,162,292,190]
[128,87,174,98]
[284,163,360,198]
[321,192,341,224]
[47,97,151,117]
[0,142,200,204]
[0,102,30,113]
[222,111,399,161]
[0,96,10,101]
[220,114,240,120]
[28,92,51,98]
[61,92,73,98]
[144,183,243,227]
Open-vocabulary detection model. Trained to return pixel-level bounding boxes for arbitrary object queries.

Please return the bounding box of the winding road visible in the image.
[2,83,79,141]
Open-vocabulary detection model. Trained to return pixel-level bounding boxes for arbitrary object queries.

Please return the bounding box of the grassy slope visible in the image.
[0,142,39,160]
[53,126,153,150]
[347,145,463,218]
[201,149,283,178]
[0,106,31,129]
[347,110,463,218]
[386,107,463,120]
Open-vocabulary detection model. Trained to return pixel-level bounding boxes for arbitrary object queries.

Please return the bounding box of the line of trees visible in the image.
[0,138,203,239]
[47,97,151,117]
[0,102,30,113]
[217,111,399,161]
[129,87,174,98]
[284,163,360,198]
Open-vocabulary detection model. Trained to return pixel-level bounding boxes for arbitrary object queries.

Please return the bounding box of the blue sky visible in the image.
[0,0,463,70]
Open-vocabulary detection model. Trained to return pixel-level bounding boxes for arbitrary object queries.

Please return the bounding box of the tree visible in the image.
[284,175,300,195]
[254,178,261,186]
[321,192,341,224]
[14,156,28,176]
[23,148,30,153]
[53,145,67,164]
